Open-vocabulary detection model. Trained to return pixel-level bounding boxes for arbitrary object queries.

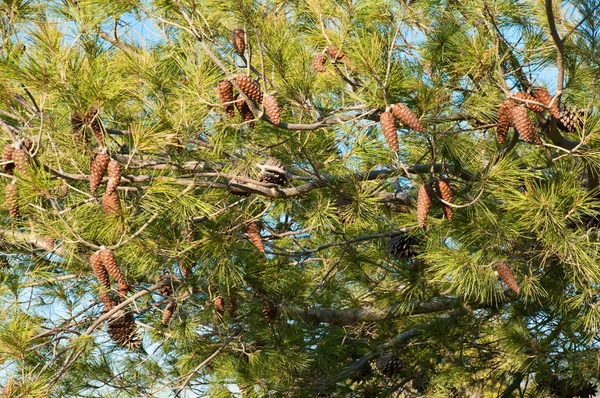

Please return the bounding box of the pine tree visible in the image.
[2,1,600,397]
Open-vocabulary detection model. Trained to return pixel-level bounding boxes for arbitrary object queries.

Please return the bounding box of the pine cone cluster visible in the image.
[232,28,245,56]
[5,182,19,218]
[258,157,287,185]
[380,111,398,152]
[388,233,417,260]
[217,80,235,118]
[2,145,15,174]
[496,263,519,292]
[391,103,424,132]
[263,94,281,125]
[247,222,265,253]
[376,352,403,377]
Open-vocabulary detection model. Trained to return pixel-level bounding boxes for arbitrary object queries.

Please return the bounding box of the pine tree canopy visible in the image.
[2,0,600,396]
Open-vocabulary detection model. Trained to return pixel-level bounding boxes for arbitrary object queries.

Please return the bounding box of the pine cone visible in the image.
[102,191,121,215]
[417,183,433,228]
[436,179,453,221]
[5,183,19,218]
[58,182,69,197]
[217,80,235,118]
[312,53,327,72]
[100,249,129,294]
[12,148,29,175]
[214,296,225,316]
[258,157,287,185]
[496,100,514,144]
[107,311,141,350]
[85,107,104,144]
[247,222,265,253]
[496,263,519,292]
[557,104,582,133]
[325,45,349,62]
[376,352,403,377]
[178,259,192,278]
[510,106,541,144]
[380,111,398,152]
[532,87,560,118]
[2,145,15,175]
[235,94,255,128]
[106,159,121,194]
[91,251,111,289]
[235,74,263,103]
[391,103,424,132]
[99,290,117,311]
[388,233,417,260]
[162,301,176,325]
[263,94,281,125]
[232,28,245,56]
[262,298,277,321]
[513,91,544,112]
[90,153,110,194]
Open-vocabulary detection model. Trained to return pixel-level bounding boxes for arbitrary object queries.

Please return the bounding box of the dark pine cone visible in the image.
[258,158,287,185]
[376,352,403,377]
[388,233,417,260]
[557,104,584,133]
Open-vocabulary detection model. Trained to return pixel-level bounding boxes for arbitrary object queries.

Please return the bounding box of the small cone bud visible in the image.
[2,145,15,175]
[236,74,263,103]
[102,191,121,215]
[510,106,541,144]
[263,94,281,125]
[417,183,432,228]
[436,179,453,221]
[247,222,264,253]
[5,183,19,218]
[391,103,424,132]
[100,249,129,293]
[380,111,398,152]
[497,263,519,292]
[312,53,327,72]
[106,159,121,194]
[217,80,235,118]
[232,28,245,56]
[90,153,110,194]
[496,100,514,144]
[532,87,560,118]
[513,92,544,112]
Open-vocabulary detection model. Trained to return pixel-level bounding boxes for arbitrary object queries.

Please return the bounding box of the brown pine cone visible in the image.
[85,107,104,144]
[557,104,583,133]
[312,53,327,72]
[232,28,245,56]
[436,179,453,221]
[91,251,111,289]
[391,103,424,132]
[58,182,69,197]
[217,80,235,118]
[162,301,176,325]
[417,183,432,228]
[100,249,129,293]
[235,94,255,128]
[12,148,29,175]
[497,263,519,292]
[107,311,141,350]
[496,100,514,144]
[99,290,117,311]
[532,87,560,118]
[513,92,544,113]
[5,183,19,218]
[102,191,121,215]
[236,74,263,103]
[263,94,281,125]
[247,222,265,253]
[380,111,398,152]
[2,145,15,175]
[376,352,403,377]
[325,45,350,62]
[510,106,541,144]
[90,153,110,194]
[106,159,121,194]
[258,157,287,185]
